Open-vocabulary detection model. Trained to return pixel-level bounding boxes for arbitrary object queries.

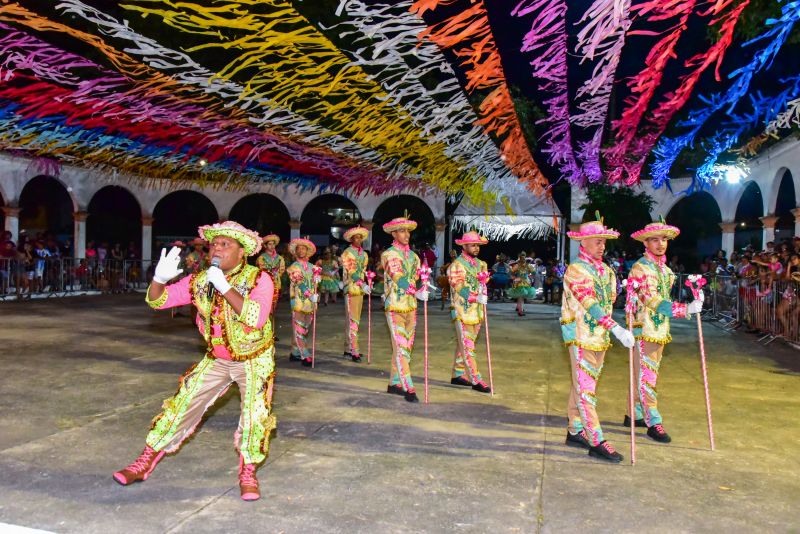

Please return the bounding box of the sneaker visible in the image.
[565,430,590,450]
[471,381,491,393]
[113,446,165,486]
[450,376,471,387]
[623,415,647,428]
[646,424,672,443]
[588,440,623,463]
[238,456,260,501]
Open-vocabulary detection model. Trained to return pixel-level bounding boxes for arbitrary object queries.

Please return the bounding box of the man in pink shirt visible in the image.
[113,221,275,501]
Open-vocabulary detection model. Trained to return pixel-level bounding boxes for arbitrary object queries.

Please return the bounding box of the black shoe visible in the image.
[404,390,419,403]
[565,430,590,450]
[450,376,472,387]
[343,351,353,359]
[471,381,491,393]
[588,440,623,463]
[274,335,279,342]
[387,385,404,396]
[289,353,303,362]
[301,358,313,367]
[646,424,672,443]
[351,354,362,363]
[623,415,647,428]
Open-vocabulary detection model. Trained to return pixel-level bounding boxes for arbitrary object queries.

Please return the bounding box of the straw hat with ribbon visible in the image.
[288,237,317,257]
[343,226,369,242]
[567,211,620,241]
[455,230,489,246]
[198,221,262,257]
[631,216,680,242]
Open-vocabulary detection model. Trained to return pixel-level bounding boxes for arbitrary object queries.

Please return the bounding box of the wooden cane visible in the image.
[627,312,637,465]
[686,276,715,451]
[418,263,432,404]
[477,273,495,397]
[367,273,374,365]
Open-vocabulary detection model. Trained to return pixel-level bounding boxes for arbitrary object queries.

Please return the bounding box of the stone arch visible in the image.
[768,167,798,215]
[773,169,797,243]
[733,181,764,251]
[18,175,75,240]
[372,195,436,250]
[87,185,143,253]
[229,193,291,243]
[666,191,722,270]
[152,190,218,248]
[300,194,362,250]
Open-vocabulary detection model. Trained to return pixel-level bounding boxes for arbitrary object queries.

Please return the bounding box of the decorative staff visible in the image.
[623,276,644,465]
[476,270,495,397]
[417,261,432,404]
[311,265,322,369]
[685,275,714,450]
[366,270,376,365]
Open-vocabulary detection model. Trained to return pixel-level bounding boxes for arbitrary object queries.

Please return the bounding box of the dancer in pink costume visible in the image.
[340,226,371,363]
[626,218,704,443]
[113,221,274,501]
[561,214,635,463]
[381,215,428,403]
[447,231,492,394]
[286,237,319,367]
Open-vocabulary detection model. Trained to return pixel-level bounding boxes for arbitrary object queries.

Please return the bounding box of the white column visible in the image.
[2,206,20,242]
[435,220,446,269]
[718,221,737,258]
[792,208,800,237]
[760,214,779,247]
[289,219,301,241]
[73,211,88,259]
[568,223,581,261]
[361,220,373,250]
[141,216,154,263]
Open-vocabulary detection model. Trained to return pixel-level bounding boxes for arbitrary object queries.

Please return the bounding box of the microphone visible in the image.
[208,257,221,300]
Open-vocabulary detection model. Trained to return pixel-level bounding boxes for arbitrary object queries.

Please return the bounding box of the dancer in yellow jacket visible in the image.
[381,216,427,403]
[561,215,635,463]
[626,218,704,443]
[341,226,370,362]
[286,237,318,367]
[448,231,491,393]
[257,234,285,336]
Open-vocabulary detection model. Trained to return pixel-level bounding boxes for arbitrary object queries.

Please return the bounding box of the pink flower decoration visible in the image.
[417,264,432,282]
[476,271,491,286]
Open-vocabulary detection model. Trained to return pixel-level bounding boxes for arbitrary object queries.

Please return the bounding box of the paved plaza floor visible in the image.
[0,294,798,533]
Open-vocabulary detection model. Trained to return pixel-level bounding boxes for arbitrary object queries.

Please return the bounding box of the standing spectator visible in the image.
[542,259,556,304]
[421,243,437,269]
[33,241,51,293]
[490,254,511,301]
[21,241,34,296]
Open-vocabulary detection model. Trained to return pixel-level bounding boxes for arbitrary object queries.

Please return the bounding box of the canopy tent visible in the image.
[452,194,563,242]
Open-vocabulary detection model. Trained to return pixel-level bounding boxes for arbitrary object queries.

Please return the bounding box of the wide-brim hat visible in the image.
[288,237,316,257]
[383,217,417,234]
[343,226,369,242]
[262,234,280,245]
[455,230,488,246]
[189,237,206,247]
[198,221,262,256]
[567,212,620,241]
[631,217,680,242]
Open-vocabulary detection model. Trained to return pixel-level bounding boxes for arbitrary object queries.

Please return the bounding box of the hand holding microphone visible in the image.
[207,257,231,299]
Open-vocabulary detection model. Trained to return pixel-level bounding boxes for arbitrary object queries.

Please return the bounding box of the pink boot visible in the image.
[238,455,260,501]
[113,445,165,486]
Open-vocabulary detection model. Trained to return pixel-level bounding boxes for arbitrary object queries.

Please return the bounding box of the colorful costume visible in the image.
[381,217,421,400]
[256,235,285,316]
[286,238,318,365]
[114,221,273,500]
[341,227,370,361]
[627,220,688,440]
[507,260,536,300]
[561,217,630,462]
[184,238,208,274]
[316,257,341,294]
[448,231,491,392]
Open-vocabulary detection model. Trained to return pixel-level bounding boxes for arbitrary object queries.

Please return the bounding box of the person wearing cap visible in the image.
[561,213,635,463]
[113,221,275,501]
[381,215,427,403]
[286,237,319,367]
[626,218,704,443]
[184,238,208,274]
[340,226,370,362]
[257,234,285,336]
[448,231,492,393]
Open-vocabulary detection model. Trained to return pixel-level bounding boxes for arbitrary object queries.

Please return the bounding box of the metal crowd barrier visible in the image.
[0,257,152,300]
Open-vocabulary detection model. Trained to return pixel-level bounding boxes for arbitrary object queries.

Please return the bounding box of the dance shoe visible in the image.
[351,353,362,363]
[623,415,647,428]
[404,390,420,403]
[289,353,303,362]
[565,430,591,450]
[301,357,313,367]
[588,440,623,463]
[238,456,260,501]
[471,381,491,393]
[113,445,165,486]
[450,376,472,387]
[342,351,352,359]
[646,424,672,443]
[387,384,405,396]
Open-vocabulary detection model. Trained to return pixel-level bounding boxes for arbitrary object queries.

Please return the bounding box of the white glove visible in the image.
[476,294,488,305]
[416,290,429,302]
[206,266,232,294]
[362,284,372,295]
[687,299,703,315]
[153,247,183,284]
[611,325,635,349]
[310,294,319,303]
